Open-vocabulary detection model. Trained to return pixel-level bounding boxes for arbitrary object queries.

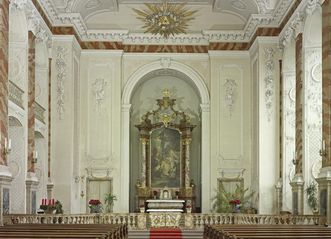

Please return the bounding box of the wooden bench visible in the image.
[0,223,128,239]
[204,224,331,239]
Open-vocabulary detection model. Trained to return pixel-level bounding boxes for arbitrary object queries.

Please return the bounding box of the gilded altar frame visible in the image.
[135,90,196,211]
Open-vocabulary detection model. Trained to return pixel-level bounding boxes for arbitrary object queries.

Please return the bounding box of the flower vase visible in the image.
[233,204,241,213]
[90,205,102,213]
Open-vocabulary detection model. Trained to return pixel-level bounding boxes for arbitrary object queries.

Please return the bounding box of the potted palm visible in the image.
[104,193,117,213]
[305,181,318,214]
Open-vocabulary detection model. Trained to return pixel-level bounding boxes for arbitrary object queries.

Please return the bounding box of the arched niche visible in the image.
[122,59,210,213]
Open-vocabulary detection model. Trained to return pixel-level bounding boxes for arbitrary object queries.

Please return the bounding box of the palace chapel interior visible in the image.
[1,0,331,227]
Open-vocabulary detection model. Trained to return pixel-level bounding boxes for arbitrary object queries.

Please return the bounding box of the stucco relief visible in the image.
[92,78,108,109]
[55,46,68,120]
[223,79,238,116]
[264,47,275,121]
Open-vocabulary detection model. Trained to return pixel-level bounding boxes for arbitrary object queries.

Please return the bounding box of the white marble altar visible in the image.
[146,199,185,212]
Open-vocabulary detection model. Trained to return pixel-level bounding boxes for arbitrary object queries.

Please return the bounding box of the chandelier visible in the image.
[133,1,197,38]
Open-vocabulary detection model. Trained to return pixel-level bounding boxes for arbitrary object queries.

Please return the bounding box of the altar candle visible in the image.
[52,199,55,205]
[42,198,44,205]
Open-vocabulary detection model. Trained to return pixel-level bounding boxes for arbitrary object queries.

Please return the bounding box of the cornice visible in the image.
[279,0,322,48]
[37,0,296,44]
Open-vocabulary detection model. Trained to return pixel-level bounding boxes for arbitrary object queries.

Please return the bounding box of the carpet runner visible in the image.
[150,227,182,239]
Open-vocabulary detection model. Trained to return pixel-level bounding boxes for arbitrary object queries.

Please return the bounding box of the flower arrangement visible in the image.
[39,198,63,214]
[89,199,102,213]
[229,199,241,205]
[212,182,255,213]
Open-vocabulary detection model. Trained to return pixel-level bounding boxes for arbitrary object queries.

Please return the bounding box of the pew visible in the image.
[204,224,331,239]
[0,223,128,239]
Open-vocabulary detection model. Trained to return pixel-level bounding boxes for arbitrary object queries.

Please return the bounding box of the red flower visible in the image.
[89,199,101,205]
[229,199,241,205]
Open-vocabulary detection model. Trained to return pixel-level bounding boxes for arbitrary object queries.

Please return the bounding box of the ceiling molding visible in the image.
[36,0,296,43]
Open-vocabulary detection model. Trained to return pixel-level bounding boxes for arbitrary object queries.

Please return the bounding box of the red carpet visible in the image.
[150,227,182,239]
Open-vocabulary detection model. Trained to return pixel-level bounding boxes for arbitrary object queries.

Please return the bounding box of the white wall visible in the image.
[209,51,253,211]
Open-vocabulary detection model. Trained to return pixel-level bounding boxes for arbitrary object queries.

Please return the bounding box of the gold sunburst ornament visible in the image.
[133,1,197,38]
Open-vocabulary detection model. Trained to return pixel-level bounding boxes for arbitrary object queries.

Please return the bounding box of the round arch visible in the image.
[120,59,211,212]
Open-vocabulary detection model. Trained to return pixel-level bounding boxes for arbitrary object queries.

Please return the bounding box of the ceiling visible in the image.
[38,0,293,42]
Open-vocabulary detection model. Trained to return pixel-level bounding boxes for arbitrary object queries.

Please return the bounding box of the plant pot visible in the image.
[90,205,102,213]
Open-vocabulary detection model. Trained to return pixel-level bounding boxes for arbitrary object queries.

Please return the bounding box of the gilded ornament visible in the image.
[133,2,197,38]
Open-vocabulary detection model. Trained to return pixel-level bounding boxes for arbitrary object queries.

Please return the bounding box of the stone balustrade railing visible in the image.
[9,81,24,109]
[34,101,46,123]
[4,213,324,229]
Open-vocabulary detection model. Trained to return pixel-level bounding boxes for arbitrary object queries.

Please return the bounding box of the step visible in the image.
[128,229,203,239]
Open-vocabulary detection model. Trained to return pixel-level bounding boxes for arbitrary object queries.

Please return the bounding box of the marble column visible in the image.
[291,33,304,215]
[0,0,12,226]
[27,31,36,174]
[0,0,9,166]
[317,0,331,226]
[140,138,148,188]
[47,58,54,199]
[275,180,282,215]
[183,138,191,188]
[26,31,38,213]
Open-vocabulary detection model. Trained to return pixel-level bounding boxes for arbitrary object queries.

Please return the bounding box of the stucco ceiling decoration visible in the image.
[133,1,197,38]
[37,0,294,43]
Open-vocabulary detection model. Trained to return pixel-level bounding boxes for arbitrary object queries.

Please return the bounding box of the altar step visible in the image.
[128,229,203,239]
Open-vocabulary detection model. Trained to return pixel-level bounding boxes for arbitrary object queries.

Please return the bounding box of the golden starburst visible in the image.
[133,1,197,38]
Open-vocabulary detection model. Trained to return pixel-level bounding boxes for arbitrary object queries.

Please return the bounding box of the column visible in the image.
[291,33,304,215]
[121,104,131,212]
[183,138,191,188]
[47,57,54,198]
[26,31,38,213]
[317,0,331,226]
[0,0,12,226]
[140,138,148,188]
[200,103,210,212]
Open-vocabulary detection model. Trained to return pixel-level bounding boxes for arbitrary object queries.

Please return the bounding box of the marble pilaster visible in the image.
[0,0,9,166]
[318,0,331,226]
[291,33,304,215]
[27,31,36,173]
[48,58,51,178]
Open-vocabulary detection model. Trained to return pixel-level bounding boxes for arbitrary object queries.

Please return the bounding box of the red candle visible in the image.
[41,199,44,205]
[52,199,55,205]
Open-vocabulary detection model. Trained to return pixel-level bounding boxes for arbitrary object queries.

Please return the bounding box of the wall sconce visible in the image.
[32,150,38,163]
[3,138,11,155]
[319,139,327,157]
[74,175,85,183]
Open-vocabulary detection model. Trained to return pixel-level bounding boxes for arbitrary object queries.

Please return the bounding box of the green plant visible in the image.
[212,183,255,213]
[305,181,318,212]
[54,200,63,214]
[104,193,117,213]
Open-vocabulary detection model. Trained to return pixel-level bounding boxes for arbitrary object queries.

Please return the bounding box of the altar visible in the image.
[135,91,196,213]
[146,199,185,213]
